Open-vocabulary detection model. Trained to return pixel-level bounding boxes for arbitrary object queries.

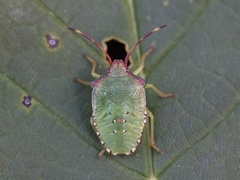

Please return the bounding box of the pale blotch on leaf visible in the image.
[163,0,169,6]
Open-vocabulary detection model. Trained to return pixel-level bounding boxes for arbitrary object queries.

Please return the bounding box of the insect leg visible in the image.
[97,148,106,159]
[133,47,154,75]
[75,78,91,86]
[147,108,163,154]
[83,54,101,78]
[75,54,101,86]
[90,117,106,159]
[145,84,174,98]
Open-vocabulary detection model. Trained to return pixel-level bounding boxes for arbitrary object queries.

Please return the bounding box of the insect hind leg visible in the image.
[97,148,106,159]
[147,108,163,154]
[90,117,106,159]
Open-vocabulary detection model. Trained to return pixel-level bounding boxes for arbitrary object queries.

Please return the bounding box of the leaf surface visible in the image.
[0,0,240,179]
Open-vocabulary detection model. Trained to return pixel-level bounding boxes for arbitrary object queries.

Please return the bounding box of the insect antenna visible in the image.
[124,25,167,66]
[68,27,112,65]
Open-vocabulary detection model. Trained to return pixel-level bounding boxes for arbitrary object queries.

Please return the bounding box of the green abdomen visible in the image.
[92,77,146,155]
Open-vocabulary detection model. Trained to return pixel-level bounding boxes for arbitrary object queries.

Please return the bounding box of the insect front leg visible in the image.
[75,54,101,86]
[146,108,163,154]
[97,148,106,159]
[83,54,101,78]
[133,47,154,75]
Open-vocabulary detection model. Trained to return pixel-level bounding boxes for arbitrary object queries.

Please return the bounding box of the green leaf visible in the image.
[1,0,240,179]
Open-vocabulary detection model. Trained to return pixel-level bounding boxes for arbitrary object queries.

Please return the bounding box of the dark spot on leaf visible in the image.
[22,95,32,108]
[45,34,59,48]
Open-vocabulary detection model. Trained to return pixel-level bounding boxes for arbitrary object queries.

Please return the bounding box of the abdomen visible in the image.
[91,82,147,155]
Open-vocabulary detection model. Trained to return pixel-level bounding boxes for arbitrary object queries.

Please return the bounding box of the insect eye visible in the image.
[109,112,112,115]
[126,112,129,114]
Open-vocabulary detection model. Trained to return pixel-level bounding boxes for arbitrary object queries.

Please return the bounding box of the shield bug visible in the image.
[68,25,174,159]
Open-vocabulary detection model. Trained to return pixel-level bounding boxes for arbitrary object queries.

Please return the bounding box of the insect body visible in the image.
[68,25,174,159]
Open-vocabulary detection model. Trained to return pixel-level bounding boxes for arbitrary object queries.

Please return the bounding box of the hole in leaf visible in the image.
[104,38,131,67]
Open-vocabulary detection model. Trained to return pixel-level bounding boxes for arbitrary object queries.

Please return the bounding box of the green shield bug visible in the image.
[68,25,174,159]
